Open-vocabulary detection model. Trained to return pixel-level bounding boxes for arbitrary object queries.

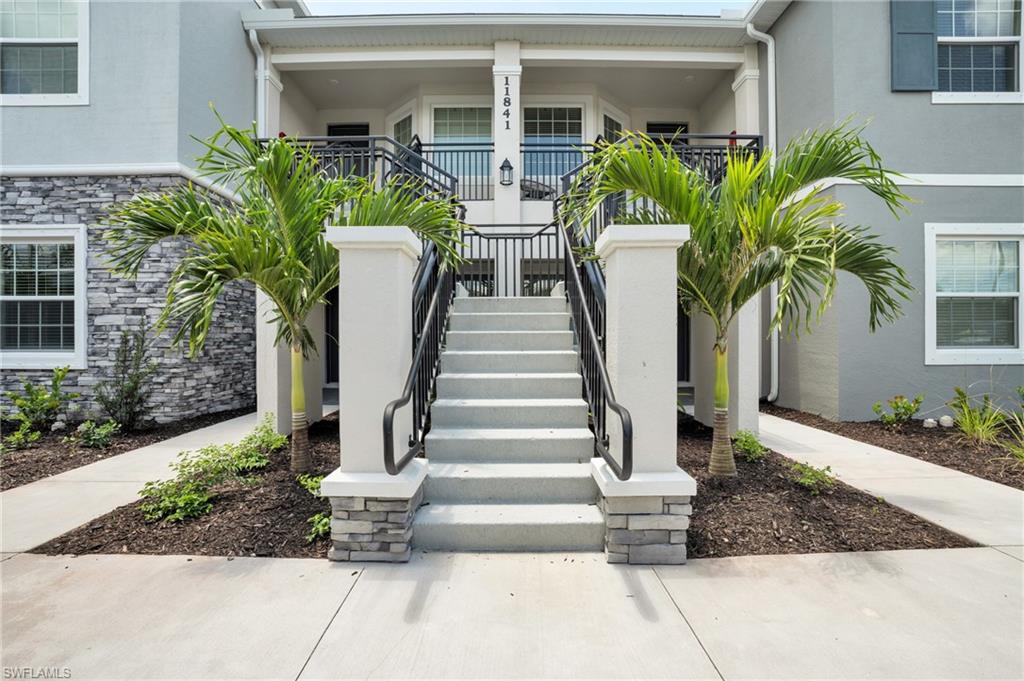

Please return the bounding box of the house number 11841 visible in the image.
[503,76,512,130]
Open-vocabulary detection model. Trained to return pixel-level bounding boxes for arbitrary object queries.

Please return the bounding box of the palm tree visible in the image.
[570,122,913,477]
[105,115,464,473]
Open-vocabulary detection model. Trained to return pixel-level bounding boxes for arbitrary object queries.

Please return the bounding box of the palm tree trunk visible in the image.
[290,344,312,474]
[708,341,737,477]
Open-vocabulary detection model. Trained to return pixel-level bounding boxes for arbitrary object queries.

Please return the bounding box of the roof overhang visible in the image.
[241,1,792,51]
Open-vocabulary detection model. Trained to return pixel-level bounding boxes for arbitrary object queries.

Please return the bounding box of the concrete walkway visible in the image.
[2,547,1020,679]
[759,413,1024,549]
[0,412,259,554]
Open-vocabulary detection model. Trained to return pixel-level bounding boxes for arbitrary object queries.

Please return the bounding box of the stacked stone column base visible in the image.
[598,493,691,564]
[327,486,423,563]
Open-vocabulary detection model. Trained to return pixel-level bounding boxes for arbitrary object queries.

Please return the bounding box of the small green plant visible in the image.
[65,419,121,449]
[872,393,924,427]
[1000,412,1024,467]
[789,461,836,496]
[949,387,1006,445]
[3,366,79,430]
[306,512,331,543]
[139,415,284,522]
[2,420,41,452]
[296,473,330,543]
[95,325,157,432]
[733,430,768,463]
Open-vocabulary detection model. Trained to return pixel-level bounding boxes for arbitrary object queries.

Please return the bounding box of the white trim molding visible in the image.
[0,163,241,203]
[923,223,1024,366]
[731,68,760,92]
[932,92,1024,105]
[0,224,88,370]
[0,0,90,107]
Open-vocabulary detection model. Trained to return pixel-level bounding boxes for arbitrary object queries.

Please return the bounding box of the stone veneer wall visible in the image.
[598,493,692,564]
[327,486,424,562]
[1,175,255,423]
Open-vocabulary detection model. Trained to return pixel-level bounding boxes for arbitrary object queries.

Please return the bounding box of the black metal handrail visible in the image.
[382,241,456,475]
[553,213,633,481]
[280,135,460,200]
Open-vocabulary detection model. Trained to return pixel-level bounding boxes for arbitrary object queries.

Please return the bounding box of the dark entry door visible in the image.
[646,122,690,141]
[326,123,371,177]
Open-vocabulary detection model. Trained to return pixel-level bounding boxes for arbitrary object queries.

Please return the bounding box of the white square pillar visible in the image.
[592,224,696,564]
[320,226,427,500]
[592,225,696,493]
[493,40,521,221]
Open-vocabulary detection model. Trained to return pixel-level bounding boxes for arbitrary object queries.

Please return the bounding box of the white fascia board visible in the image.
[271,46,495,70]
[243,13,749,32]
[519,45,746,69]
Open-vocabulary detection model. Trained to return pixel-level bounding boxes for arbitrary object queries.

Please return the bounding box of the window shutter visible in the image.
[891,0,938,91]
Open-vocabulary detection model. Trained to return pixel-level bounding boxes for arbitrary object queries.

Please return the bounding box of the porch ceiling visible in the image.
[524,66,728,109]
[289,67,491,109]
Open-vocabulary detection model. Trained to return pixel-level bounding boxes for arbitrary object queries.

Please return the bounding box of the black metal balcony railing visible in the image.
[414,140,494,202]
[287,135,460,202]
[520,143,594,201]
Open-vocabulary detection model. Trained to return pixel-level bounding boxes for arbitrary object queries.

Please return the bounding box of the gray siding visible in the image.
[0,0,254,169]
[769,0,1024,420]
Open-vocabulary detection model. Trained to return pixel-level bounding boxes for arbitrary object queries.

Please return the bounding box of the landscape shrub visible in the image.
[733,430,768,463]
[3,366,79,430]
[65,420,121,449]
[1,420,41,453]
[789,461,836,495]
[139,415,285,522]
[95,326,157,432]
[297,473,331,543]
[872,393,924,428]
[948,387,1005,445]
[1002,413,1024,466]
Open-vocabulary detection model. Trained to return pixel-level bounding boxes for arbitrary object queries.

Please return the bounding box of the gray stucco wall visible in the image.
[177,1,257,165]
[1,176,256,424]
[769,0,1024,420]
[0,0,255,169]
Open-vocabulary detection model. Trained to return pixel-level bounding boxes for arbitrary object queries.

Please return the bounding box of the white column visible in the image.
[592,225,696,497]
[320,226,426,498]
[254,67,322,433]
[690,43,762,435]
[493,40,521,222]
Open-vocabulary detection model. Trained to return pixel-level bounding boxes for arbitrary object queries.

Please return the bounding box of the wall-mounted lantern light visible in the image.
[499,158,514,186]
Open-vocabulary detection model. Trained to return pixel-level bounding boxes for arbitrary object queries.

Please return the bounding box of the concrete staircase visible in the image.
[415,296,604,551]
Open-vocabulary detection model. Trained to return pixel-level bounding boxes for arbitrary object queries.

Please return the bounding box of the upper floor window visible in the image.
[936,0,1022,94]
[0,0,88,105]
[0,225,87,369]
[925,223,1023,365]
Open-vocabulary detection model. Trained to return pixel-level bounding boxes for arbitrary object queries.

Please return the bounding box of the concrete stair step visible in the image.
[431,398,588,428]
[425,427,594,463]
[449,312,570,331]
[453,297,567,314]
[441,350,578,374]
[413,503,605,551]
[445,330,573,351]
[436,372,582,399]
[425,463,597,503]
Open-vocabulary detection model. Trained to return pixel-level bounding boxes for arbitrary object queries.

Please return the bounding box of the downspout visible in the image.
[746,22,780,403]
[247,29,266,137]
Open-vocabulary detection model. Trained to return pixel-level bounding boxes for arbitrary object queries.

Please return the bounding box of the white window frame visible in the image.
[932,6,1024,105]
[0,0,90,106]
[0,224,88,369]
[385,98,416,146]
[924,223,1024,365]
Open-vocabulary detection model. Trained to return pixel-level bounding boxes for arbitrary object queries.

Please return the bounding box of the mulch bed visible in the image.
[677,416,977,559]
[1,406,256,492]
[34,411,976,561]
[762,403,1024,491]
[33,414,339,559]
